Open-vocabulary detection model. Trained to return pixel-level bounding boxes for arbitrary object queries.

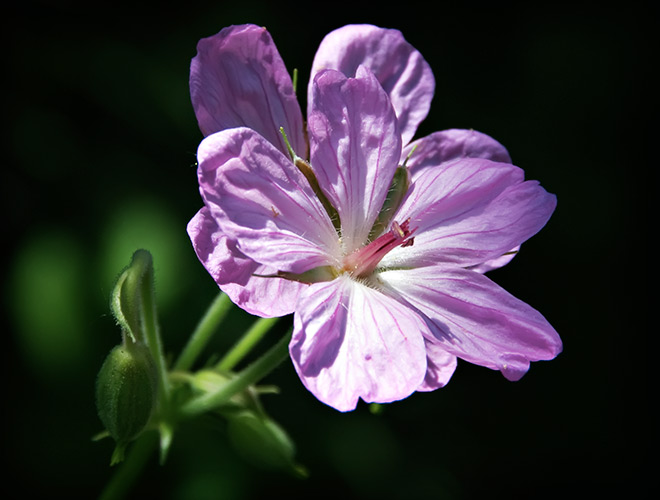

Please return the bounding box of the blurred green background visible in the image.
[4,2,649,499]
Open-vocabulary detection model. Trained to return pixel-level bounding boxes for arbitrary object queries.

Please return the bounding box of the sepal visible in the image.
[110,249,155,344]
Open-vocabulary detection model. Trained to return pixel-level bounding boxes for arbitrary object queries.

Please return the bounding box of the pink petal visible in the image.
[187,208,304,317]
[190,24,306,157]
[382,158,556,269]
[187,207,258,286]
[397,130,520,273]
[196,127,341,274]
[402,129,512,179]
[219,275,305,318]
[380,265,562,381]
[310,24,434,144]
[290,276,428,411]
[307,67,401,253]
[417,339,457,392]
[470,245,521,274]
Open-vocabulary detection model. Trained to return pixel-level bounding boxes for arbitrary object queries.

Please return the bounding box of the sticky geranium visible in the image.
[188,24,561,411]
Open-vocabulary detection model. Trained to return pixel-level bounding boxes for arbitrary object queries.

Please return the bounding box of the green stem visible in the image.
[179,328,292,419]
[139,263,170,410]
[174,293,233,372]
[216,316,279,372]
[98,432,158,500]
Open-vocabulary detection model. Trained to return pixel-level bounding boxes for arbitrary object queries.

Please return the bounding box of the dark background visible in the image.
[4,2,650,499]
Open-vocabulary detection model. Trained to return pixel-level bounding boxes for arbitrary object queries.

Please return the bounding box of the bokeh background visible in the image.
[4,2,650,499]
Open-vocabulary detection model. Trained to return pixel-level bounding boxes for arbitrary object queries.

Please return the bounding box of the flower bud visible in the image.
[95,342,158,464]
[190,369,256,411]
[227,410,307,477]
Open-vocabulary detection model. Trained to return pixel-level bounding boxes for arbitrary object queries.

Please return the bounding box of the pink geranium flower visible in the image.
[188,24,562,411]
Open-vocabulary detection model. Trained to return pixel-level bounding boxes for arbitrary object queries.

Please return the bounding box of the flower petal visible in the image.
[197,127,340,274]
[187,207,304,317]
[188,207,259,285]
[417,339,457,392]
[469,245,521,274]
[397,130,518,272]
[190,24,305,157]
[379,265,562,381]
[219,275,305,318]
[290,275,428,411]
[382,157,556,269]
[402,129,512,179]
[308,67,401,253]
[310,24,434,144]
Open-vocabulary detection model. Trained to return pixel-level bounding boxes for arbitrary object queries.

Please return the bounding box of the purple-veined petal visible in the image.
[190,24,305,157]
[379,265,562,381]
[397,130,518,271]
[309,24,434,145]
[470,245,521,274]
[381,158,556,269]
[188,207,259,286]
[290,275,428,411]
[417,339,457,392]
[402,129,512,180]
[187,207,304,317]
[219,274,305,318]
[197,127,341,274]
[308,67,401,253]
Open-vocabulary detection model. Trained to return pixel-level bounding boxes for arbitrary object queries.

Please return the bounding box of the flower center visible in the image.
[341,220,416,278]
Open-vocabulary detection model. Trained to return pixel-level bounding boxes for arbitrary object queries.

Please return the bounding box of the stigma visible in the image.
[341,220,416,278]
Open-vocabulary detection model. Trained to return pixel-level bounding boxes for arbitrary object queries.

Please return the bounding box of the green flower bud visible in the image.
[227,410,307,477]
[95,342,158,464]
[190,369,255,411]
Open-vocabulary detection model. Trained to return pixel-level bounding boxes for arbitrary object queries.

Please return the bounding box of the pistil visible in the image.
[342,220,416,277]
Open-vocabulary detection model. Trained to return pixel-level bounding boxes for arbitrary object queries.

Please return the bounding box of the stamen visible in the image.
[342,220,416,277]
[392,221,406,238]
